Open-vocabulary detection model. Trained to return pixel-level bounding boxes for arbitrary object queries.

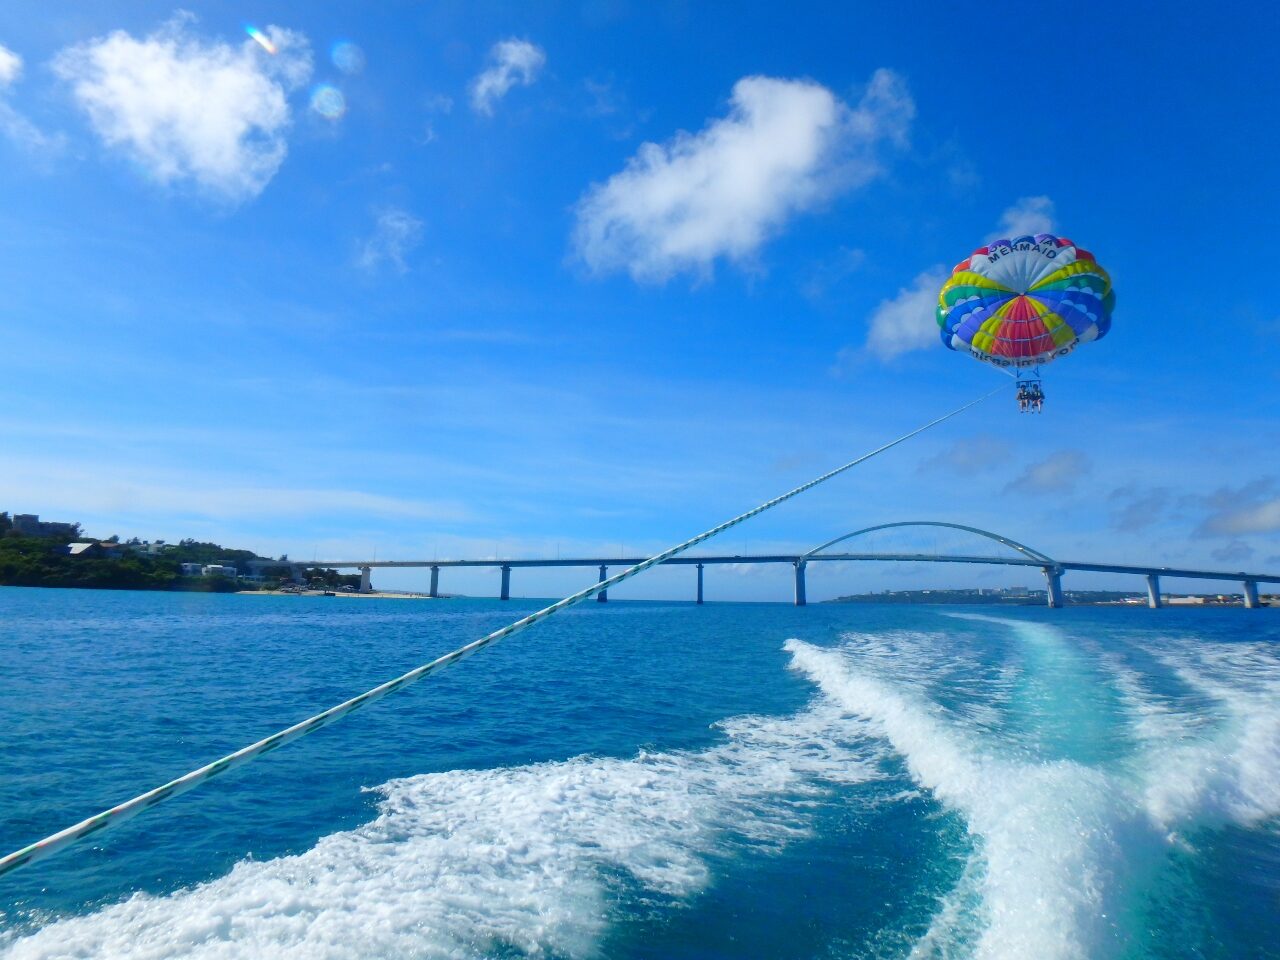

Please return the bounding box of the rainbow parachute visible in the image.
[937,234,1113,368]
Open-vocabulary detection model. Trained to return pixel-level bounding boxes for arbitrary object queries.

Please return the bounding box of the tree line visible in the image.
[0,513,359,592]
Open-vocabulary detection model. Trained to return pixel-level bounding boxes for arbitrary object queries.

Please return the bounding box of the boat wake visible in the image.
[3,616,1275,960]
[0,700,876,959]
[785,617,1280,960]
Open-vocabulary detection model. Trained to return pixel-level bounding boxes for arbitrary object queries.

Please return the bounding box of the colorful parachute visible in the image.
[937,234,1113,368]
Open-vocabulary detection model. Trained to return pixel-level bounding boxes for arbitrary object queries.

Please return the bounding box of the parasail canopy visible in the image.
[937,234,1113,368]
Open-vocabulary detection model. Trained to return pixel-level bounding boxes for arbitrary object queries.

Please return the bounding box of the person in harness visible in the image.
[1016,379,1045,413]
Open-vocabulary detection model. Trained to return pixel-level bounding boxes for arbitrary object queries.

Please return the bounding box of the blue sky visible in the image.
[1,1,1276,601]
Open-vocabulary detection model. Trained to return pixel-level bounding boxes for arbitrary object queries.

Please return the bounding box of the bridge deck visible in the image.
[258,554,1280,583]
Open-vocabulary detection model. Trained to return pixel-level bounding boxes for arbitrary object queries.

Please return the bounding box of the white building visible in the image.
[202,564,238,579]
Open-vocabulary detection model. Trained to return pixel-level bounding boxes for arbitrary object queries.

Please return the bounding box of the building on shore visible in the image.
[11,514,79,538]
[63,542,123,559]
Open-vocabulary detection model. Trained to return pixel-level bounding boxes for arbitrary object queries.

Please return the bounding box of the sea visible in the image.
[0,587,1276,959]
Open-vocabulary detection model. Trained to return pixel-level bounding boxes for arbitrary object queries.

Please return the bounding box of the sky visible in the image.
[0,1,1277,601]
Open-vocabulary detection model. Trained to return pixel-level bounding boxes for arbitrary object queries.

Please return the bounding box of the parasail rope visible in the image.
[0,384,1005,880]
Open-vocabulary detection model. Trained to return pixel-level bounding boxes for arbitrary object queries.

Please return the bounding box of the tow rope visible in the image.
[0,385,1003,879]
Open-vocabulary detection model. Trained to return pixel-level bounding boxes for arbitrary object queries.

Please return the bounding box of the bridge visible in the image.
[247,522,1280,609]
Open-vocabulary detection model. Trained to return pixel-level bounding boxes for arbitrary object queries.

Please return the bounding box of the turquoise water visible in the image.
[0,587,1276,958]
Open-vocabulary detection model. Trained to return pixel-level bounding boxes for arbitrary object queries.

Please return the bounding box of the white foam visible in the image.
[1119,641,1280,830]
[1,703,876,960]
[9,624,1273,960]
[786,635,1163,960]
[905,853,984,960]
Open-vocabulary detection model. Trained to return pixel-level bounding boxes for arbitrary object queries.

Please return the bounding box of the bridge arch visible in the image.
[792,521,1063,608]
[800,521,1057,566]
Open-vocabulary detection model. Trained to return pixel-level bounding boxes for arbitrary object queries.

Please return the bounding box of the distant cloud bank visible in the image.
[53,14,312,202]
[572,69,915,283]
[470,39,545,116]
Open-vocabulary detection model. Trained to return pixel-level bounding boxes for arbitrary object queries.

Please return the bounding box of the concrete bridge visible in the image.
[248,522,1280,609]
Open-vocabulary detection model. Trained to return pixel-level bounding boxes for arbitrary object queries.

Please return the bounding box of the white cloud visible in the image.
[864,266,949,360]
[1211,540,1255,564]
[572,69,914,283]
[583,77,621,117]
[1198,479,1280,536]
[469,39,545,115]
[419,92,453,143]
[53,14,311,202]
[918,436,1013,476]
[861,195,1058,361]
[0,42,63,153]
[424,93,454,114]
[0,101,55,151]
[1108,485,1175,533]
[0,455,471,526]
[357,207,424,272]
[800,245,866,302]
[1004,451,1091,494]
[1216,500,1280,535]
[991,195,1057,239]
[0,43,22,87]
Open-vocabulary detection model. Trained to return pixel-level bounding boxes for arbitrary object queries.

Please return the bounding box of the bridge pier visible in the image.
[597,564,608,602]
[696,562,704,604]
[359,566,372,593]
[1043,566,1063,608]
[500,564,511,601]
[429,565,439,599]
[1243,579,1260,609]
[794,560,807,607]
[1145,574,1162,609]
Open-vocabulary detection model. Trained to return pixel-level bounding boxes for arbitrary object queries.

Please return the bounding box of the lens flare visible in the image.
[331,41,365,75]
[310,84,346,120]
[244,25,277,55]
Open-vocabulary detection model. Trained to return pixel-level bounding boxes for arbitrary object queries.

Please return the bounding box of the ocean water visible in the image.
[0,587,1276,959]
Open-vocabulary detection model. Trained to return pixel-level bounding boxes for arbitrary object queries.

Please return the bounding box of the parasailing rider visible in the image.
[936,233,1114,412]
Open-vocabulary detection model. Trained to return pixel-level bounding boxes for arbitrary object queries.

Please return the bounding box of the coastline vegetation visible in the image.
[0,512,360,592]
[0,535,233,591]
